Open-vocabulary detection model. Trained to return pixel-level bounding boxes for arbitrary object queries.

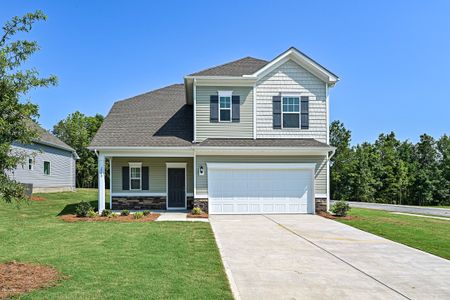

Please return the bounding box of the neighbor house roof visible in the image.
[27,120,76,153]
[198,138,330,148]
[89,84,193,148]
[189,57,269,77]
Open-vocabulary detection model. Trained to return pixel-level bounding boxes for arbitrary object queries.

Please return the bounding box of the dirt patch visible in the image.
[0,261,62,299]
[59,213,160,223]
[187,213,209,219]
[318,211,358,220]
[28,195,46,201]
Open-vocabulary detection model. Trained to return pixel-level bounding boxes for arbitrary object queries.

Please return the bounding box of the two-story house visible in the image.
[89,47,338,214]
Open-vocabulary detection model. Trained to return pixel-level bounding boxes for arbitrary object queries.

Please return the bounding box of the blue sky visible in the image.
[2,0,449,144]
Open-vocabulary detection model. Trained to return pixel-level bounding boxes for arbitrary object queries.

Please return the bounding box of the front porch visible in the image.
[97,155,195,212]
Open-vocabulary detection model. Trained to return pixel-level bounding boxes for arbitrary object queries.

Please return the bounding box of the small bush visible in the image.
[101,209,112,217]
[75,201,93,217]
[143,210,151,216]
[192,207,203,215]
[120,210,130,216]
[330,200,351,217]
[87,209,97,218]
[111,213,119,218]
[133,212,144,219]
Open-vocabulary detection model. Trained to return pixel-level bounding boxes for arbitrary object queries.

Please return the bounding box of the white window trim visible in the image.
[129,162,142,191]
[218,90,233,122]
[281,95,301,129]
[28,158,34,171]
[43,161,51,175]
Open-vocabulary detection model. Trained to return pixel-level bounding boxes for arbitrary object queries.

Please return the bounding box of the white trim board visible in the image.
[207,163,316,170]
[111,192,194,197]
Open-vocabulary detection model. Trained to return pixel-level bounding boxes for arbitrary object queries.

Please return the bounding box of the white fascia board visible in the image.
[91,147,195,157]
[195,147,332,156]
[207,162,316,170]
[246,48,339,84]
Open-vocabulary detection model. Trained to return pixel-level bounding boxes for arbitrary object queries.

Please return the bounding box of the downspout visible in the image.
[193,78,197,143]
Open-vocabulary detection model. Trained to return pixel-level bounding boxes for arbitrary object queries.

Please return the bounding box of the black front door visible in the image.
[167,168,185,208]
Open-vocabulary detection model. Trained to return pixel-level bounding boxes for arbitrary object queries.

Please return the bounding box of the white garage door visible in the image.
[208,163,315,214]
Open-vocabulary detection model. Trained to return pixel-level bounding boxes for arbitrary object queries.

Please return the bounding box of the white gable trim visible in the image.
[245,48,339,85]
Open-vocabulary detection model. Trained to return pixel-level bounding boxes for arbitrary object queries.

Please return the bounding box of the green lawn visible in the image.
[0,189,232,299]
[336,208,450,260]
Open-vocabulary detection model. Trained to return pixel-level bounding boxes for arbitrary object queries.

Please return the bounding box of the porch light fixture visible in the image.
[199,165,204,176]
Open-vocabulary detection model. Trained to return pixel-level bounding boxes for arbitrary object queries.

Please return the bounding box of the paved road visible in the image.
[210,214,450,300]
[331,200,450,217]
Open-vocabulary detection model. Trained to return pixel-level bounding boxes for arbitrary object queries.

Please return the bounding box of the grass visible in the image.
[336,208,450,260]
[0,189,232,299]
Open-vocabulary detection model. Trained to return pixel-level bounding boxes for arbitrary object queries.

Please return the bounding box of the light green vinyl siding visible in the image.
[112,157,194,194]
[196,86,253,141]
[196,155,327,195]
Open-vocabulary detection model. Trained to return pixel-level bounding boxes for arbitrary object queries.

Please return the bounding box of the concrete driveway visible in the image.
[210,214,450,300]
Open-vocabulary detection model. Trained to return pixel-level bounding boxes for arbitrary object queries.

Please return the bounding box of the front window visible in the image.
[43,161,50,175]
[218,91,232,122]
[282,96,300,128]
[129,163,142,190]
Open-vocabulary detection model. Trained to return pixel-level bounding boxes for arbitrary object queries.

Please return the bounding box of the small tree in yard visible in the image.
[330,200,351,217]
[0,11,57,203]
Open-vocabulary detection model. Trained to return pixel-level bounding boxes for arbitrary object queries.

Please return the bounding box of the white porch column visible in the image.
[98,153,106,213]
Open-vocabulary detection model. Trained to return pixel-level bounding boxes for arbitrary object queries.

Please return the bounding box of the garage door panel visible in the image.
[208,164,313,214]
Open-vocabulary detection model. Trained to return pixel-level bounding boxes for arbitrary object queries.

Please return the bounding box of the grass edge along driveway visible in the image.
[0,189,232,299]
[336,208,450,261]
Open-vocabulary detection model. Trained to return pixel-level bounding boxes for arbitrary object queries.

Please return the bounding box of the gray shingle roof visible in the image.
[27,120,76,152]
[198,138,330,148]
[189,57,269,77]
[90,84,193,148]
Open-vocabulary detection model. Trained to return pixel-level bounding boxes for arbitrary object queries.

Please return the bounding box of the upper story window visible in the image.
[129,162,142,190]
[28,158,34,171]
[282,96,300,128]
[218,91,232,122]
[43,161,51,175]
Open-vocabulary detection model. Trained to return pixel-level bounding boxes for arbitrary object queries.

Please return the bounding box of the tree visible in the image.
[53,111,104,188]
[411,134,441,206]
[373,132,410,204]
[329,120,353,200]
[437,135,450,204]
[0,11,57,202]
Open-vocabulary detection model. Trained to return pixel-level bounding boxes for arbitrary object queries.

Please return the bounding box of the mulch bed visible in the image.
[28,196,46,201]
[0,261,62,299]
[318,211,358,220]
[187,213,209,219]
[59,213,160,222]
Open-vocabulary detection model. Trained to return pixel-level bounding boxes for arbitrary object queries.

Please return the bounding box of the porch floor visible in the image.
[110,210,209,222]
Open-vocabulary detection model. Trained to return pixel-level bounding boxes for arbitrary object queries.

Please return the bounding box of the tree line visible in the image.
[330,121,450,206]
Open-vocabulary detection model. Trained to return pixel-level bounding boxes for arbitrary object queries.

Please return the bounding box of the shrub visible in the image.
[75,201,93,217]
[192,207,203,215]
[111,213,119,218]
[101,209,112,217]
[133,212,144,219]
[120,210,130,216]
[143,210,151,216]
[87,209,97,218]
[330,200,351,217]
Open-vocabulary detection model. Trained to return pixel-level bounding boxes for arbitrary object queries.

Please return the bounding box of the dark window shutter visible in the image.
[142,167,149,190]
[301,96,309,129]
[122,166,129,190]
[210,95,218,122]
[232,95,240,122]
[273,96,281,129]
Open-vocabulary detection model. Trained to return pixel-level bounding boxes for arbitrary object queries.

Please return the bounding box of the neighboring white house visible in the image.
[89,47,339,214]
[9,121,78,193]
